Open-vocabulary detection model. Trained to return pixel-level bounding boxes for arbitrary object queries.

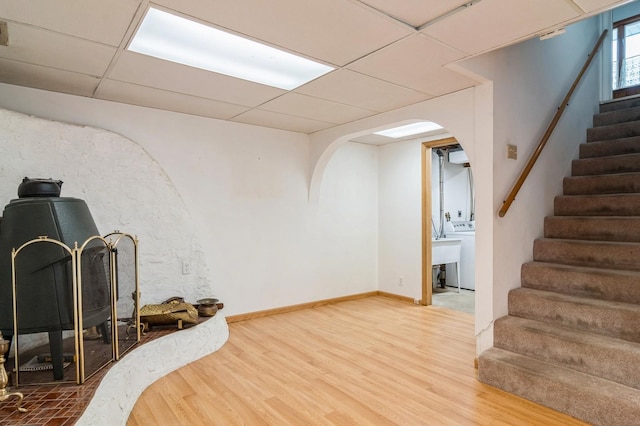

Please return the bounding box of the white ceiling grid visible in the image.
[0,0,632,135]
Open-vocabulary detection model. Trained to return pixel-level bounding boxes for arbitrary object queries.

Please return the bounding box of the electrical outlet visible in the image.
[182,260,192,275]
[399,276,404,286]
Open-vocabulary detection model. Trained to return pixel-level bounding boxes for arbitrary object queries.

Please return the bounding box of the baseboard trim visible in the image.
[377,291,416,304]
[226,291,380,323]
[225,291,419,323]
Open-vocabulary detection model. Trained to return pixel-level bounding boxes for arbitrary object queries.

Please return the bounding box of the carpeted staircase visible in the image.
[478,96,640,426]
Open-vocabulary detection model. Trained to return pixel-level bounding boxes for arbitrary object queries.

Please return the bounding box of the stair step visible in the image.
[600,95,640,113]
[494,316,640,389]
[544,216,640,242]
[594,105,640,127]
[587,120,640,142]
[580,136,640,159]
[482,98,640,425]
[572,153,640,176]
[479,347,640,426]
[555,193,640,216]
[533,238,640,271]
[508,287,640,342]
[521,261,640,304]
[563,172,640,195]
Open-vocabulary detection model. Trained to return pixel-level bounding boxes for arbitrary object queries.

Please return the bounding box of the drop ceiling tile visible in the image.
[152,0,413,66]
[296,69,432,112]
[108,51,286,107]
[348,34,477,95]
[421,0,580,55]
[358,0,470,27]
[0,58,99,96]
[259,93,376,125]
[232,109,335,133]
[416,67,478,96]
[573,0,630,13]
[0,23,116,76]
[96,79,250,120]
[0,0,142,46]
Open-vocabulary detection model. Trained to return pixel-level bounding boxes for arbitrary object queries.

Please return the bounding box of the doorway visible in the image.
[422,137,475,314]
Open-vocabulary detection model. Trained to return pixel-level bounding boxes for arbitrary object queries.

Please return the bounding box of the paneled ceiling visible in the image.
[0,0,631,135]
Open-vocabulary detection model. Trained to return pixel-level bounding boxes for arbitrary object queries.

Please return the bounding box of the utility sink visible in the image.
[431,238,462,265]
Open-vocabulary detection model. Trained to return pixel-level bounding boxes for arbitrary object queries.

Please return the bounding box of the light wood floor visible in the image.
[127,296,588,425]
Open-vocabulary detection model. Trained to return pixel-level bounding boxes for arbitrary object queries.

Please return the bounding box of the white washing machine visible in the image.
[445,221,475,290]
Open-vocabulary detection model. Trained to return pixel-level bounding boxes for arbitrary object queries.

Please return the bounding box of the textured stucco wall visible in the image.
[0,107,211,307]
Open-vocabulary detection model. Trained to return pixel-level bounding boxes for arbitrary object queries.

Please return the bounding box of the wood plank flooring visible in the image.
[127,296,588,425]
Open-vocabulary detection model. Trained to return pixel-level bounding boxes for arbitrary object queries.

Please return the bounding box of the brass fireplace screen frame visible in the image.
[10,232,140,386]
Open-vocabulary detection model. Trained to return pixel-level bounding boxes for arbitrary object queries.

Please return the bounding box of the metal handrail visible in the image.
[498,29,608,217]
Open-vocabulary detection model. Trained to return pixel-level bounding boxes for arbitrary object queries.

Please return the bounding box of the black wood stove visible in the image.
[0,178,111,380]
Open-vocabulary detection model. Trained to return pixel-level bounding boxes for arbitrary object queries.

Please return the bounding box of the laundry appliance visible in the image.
[445,220,475,290]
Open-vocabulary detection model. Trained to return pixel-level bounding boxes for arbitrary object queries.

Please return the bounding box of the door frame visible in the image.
[421,137,458,306]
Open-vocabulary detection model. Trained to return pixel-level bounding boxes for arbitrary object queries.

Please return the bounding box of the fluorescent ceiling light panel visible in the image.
[374,121,443,138]
[128,8,334,90]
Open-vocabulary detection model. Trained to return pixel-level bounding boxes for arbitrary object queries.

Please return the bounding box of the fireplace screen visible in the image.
[0,179,140,386]
[104,231,140,361]
[9,234,140,386]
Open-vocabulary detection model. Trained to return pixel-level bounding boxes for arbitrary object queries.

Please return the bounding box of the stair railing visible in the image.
[498,29,608,217]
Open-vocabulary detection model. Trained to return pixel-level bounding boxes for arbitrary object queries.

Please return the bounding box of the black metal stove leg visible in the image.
[48,330,64,380]
[99,321,110,344]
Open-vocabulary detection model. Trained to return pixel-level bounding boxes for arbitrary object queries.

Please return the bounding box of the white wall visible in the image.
[315,142,379,295]
[0,107,207,308]
[461,17,601,323]
[613,0,640,21]
[310,89,487,310]
[0,83,379,316]
[377,138,423,298]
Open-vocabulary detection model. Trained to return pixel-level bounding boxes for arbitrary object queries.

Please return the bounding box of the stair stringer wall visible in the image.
[460,17,602,342]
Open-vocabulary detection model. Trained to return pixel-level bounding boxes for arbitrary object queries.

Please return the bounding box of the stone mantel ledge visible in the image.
[76,313,229,425]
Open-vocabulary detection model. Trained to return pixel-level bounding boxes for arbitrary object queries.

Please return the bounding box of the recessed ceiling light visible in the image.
[128,8,335,90]
[374,121,444,138]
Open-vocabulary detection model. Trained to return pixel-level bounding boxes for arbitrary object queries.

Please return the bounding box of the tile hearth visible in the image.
[0,323,197,425]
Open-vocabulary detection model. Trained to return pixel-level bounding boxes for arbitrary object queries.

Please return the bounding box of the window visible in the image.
[613,14,640,90]
[128,8,334,90]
